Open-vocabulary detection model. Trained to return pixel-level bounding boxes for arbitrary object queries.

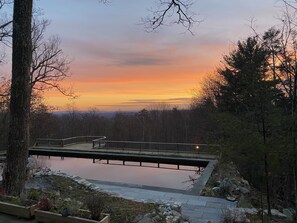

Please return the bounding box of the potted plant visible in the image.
[35,196,110,223]
[0,189,37,219]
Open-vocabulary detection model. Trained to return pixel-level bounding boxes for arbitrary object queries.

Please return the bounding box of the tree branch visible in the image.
[142,0,200,34]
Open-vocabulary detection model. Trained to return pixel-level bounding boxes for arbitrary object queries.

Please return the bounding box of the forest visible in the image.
[0,103,209,148]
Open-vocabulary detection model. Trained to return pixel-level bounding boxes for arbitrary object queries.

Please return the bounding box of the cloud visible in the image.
[124,97,191,105]
[63,38,174,67]
[94,97,192,109]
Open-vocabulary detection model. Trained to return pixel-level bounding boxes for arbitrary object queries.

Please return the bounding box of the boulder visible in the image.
[135,213,154,223]
[283,208,294,221]
[264,209,287,219]
[219,178,233,194]
[226,196,236,202]
[240,179,250,187]
[212,186,220,194]
[238,186,250,194]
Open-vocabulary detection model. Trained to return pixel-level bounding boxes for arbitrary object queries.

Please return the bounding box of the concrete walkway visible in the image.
[88,180,237,223]
[0,180,236,223]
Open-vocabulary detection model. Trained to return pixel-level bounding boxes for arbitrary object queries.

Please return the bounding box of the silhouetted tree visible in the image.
[3,0,33,196]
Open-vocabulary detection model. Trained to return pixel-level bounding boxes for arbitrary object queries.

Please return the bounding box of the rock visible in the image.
[64,197,71,202]
[240,179,250,187]
[27,157,38,170]
[212,186,220,193]
[226,196,236,202]
[237,196,253,208]
[283,208,294,221]
[243,208,258,215]
[152,215,161,223]
[264,209,287,219]
[220,178,233,194]
[135,213,153,223]
[288,207,296,215]
[172,202,181,211]
[171,210,181,218]
[238,186,250,194]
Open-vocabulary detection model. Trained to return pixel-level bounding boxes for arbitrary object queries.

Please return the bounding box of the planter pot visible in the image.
[0,201,37,219]
[35,209,110,223]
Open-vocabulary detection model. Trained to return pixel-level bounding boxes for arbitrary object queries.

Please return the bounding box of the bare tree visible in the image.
[30,18,72,98]
[0,0,12,44]
[283,0,297,10]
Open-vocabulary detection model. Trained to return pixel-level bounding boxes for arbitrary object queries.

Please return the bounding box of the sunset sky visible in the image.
[2,0,283,111]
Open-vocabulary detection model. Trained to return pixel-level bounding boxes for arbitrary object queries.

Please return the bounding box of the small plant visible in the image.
[38,197,52,211]
[220,209,246,223]
[27,189,40,201]
[85,194,104,221]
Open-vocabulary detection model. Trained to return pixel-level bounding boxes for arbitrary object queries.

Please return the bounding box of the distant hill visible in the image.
[52,110,137,118]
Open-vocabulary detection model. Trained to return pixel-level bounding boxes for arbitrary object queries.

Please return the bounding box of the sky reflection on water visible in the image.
[36,156,203,190]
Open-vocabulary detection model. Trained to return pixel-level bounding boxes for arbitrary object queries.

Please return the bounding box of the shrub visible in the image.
[85,194,104,221]
[38,197,52,211]
[27,189,40,201]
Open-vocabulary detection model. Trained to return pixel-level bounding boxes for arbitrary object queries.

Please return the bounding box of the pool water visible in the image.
[35,156,203,190]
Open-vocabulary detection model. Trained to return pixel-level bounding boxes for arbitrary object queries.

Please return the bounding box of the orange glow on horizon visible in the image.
[43,38,225,111]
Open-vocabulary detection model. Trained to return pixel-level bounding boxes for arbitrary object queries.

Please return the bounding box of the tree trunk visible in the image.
[3,0,33,196]
[261,112,271,217]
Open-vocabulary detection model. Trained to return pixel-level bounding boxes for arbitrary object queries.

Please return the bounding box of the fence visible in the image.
[100,140,214,154]
[34,136,220,155]
[35,136,106,147]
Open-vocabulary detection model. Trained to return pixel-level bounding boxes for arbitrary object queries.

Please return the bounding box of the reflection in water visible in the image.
[35,156,203,190]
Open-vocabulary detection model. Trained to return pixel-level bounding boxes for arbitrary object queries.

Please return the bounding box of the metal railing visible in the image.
[35,136,106,147]
[100,140,213,154]
[34,136,220,155]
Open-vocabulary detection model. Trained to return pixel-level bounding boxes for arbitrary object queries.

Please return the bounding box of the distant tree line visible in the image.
[24,104,206,146]
[0,101,210,149]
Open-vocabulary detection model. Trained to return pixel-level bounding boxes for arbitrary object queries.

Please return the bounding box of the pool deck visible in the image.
[80,179,237,223]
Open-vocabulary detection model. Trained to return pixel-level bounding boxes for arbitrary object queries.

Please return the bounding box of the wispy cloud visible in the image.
[94,97,191,110]
[64,38,174,67]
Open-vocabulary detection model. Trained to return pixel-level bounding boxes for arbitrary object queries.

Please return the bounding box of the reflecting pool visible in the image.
[35,156,203,190]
